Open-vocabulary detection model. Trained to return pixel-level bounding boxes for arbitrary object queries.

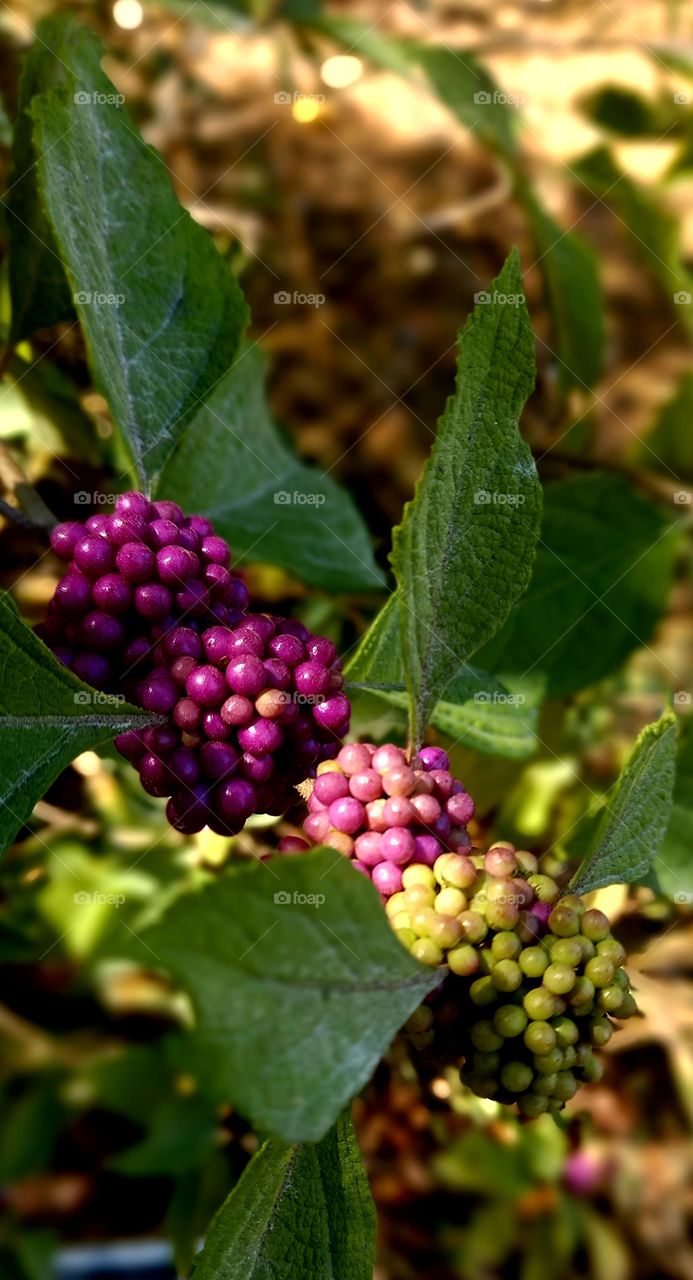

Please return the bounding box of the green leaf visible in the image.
[157,345,383,592]
[5,17,74,341]
[571,711,678,894]
[578,85,670,137]
[347,661,539,759]
[191,1110,375,1280]
[574,147,692,326]
[0,594,152,857]
[477,472,681,697]
[128,849,439,1142]
[654,717,693,903]
[30,15,248,489]
[520,185,604,390]
[635,371,693,482]
[390,249,541,746]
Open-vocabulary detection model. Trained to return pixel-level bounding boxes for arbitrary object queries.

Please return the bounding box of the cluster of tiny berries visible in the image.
[113,613,349,835]
[394,843,636,1116]
[39,493,349,834]
[37,492,249,694]
[299,743,474,896]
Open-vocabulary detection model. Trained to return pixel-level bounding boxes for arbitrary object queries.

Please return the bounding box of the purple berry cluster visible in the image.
[113,613,350,836]
[37,492,249,694]
[301,743,474,896]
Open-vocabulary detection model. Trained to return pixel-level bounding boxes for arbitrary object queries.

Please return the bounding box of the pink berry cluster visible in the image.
[113,614,350,835]
[37,492,249,695]
[300,743,474,896]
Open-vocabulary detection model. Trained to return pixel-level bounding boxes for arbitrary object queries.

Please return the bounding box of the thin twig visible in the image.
[0,442,57,531]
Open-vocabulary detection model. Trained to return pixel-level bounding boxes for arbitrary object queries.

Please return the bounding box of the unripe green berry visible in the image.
[568,976,595,1008]
[385,892,408,919]
[519,945,550,978]
[580,908,610,941]
[411,938,443,966]
[559,894,586,914]
[578,1054,604,1083]
[578,937,596,962]
[516,850,539,875]
[493,1004,528,1038]
[471,1020,504,1052]
[435,887,466,916]
[405,1005,434,1033]
[473,1050,501,1075]
[486,900,519,930]
[470,975,497,1006]
[532,1072,558,1096]
[492,959,523,992]
[618,992,638,1019]
[552,1070,578,1101]
[561,1045,577,1069]
[528,874,560,903]
[434,853,477,890]
[428,914,463,949]
[598,984,625,1013]
[524,1020,557,1055]
[395,928,417,949]
[550,937,583,967]
[548,905,580,937]
[447,944,480,976]
[551,1015,579,1047]
[584,956,615,988]
[491,931,522,961]
[402,864,436,890]
[596,938,626,965]
[518,1092,548,1117]
[500,1061,534,1093]
[589,1017,613,1047]
[391,911,413,932]
[459,911,488,944]
[404,885,435,912]
[523,986,561,1021]
[533,1047,564,1075]
[613,966,629,989]
[543,962,577,995]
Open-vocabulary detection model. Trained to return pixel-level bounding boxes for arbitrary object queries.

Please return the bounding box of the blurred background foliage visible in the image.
[0,0,693,1277]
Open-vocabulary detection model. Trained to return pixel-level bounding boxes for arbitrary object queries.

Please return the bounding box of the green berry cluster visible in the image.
[395,842,637,1116]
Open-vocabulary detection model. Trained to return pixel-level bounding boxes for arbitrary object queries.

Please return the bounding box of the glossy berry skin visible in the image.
[40,495,249,694]
[393,842,635,1117]
[302,743,473,876]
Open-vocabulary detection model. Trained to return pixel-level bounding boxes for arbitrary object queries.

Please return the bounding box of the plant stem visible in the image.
[0,442,57,531]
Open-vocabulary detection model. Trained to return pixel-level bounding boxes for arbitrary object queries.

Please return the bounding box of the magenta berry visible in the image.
[302,743,473,889]
[39,492,348,839]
